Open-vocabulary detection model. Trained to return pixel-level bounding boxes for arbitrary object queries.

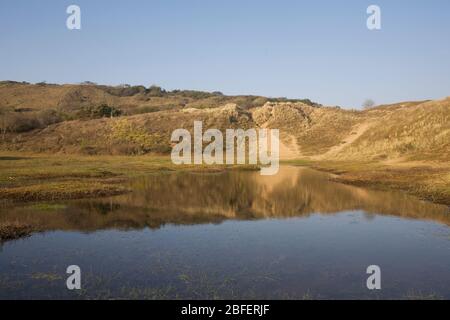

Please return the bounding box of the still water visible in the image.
[1,166,449,299]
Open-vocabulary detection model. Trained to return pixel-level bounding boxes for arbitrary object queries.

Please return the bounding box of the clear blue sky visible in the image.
[1,0,449,108]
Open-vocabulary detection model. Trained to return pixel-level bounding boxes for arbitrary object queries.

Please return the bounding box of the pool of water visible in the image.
[1,166,449,299]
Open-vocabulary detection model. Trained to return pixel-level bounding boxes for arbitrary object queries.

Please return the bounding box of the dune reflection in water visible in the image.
[1,166,448,233]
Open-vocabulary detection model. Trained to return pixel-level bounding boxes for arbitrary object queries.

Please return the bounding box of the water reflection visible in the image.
[0,166,448,233]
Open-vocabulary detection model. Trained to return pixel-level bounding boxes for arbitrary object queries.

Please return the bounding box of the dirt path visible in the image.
[258,119,302,160]
[313,121,373,160]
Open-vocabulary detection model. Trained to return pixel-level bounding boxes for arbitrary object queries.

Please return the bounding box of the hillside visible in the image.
[1,82,449,164]
[0,80,318,114]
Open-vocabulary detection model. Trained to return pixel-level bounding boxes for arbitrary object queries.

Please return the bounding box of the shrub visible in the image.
[147,85,166,97]
[37,109,64,127]
[94,105,122,118]
[0,109,64,136]
[130,105,170,115]
[172,90,214,99]
[108,119,170,155]
[80,81,97,85]
[105,85,146,97]
[76,104,122,119]
[1,110,16,139]
[251,97,269,108]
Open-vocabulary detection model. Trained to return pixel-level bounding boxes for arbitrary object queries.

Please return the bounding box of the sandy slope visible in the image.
[1,83,449,165]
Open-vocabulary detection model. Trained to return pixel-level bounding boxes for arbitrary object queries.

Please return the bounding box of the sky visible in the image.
[0,0,449,108]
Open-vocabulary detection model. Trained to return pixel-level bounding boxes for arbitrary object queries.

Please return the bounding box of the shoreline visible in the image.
[1,153,449,206]
[285,159,450,207]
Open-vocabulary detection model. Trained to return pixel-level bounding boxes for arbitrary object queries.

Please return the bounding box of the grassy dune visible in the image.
[1,82,449,207]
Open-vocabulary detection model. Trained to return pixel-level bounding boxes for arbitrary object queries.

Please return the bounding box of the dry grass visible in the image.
[2,104,255,155]
[0,81,314,115]
[338,98,450,161]
[252,102,363,155]
[0,221,34,241]
[2,83,448,164]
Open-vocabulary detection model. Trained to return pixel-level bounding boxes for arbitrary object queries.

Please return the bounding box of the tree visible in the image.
[362,99,376,109]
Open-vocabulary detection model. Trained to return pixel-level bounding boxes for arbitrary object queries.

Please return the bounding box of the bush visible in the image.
[251,97,269,108]
[37,109,64,127]
[130,105,170,115]
[108,119,170,155]
[80,81,97,85]
[0,109,64,136]
[94,105,122,118]
[171,90,214,99]
[147,85,166,97]
[104,85,146,97]
[76,104,122,119]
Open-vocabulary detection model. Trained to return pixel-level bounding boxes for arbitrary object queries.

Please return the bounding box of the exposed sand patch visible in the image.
[313,121,373,160]
[279,133,302,160]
